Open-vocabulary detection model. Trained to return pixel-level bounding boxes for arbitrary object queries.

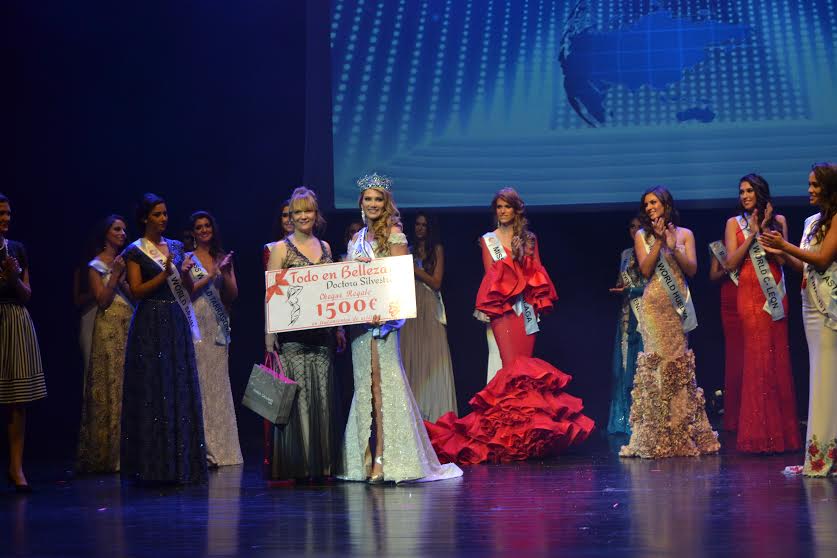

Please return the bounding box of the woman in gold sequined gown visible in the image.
[77,215,133,473]
[620,186,720,458]
[338,174,462,483]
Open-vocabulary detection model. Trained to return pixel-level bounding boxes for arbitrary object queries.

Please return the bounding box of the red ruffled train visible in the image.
[425,356,594,465]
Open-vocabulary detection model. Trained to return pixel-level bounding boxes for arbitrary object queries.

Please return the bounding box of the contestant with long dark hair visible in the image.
[761,163,837,476]
[121,193,207,484]
[620,186,719,458]
[339,173,461,483]
[0,193,46,491]
[721,174,800,453]
[187,211,242,467]
[77,214,133,473]
[267,187,345,480]
[426,187,593,465]
[399,212,457,421]
[263,200,294,269]
[607,216,646,436]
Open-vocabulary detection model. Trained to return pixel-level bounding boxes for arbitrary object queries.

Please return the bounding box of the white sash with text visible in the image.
[134,239,201,341]
[482,232,539,335]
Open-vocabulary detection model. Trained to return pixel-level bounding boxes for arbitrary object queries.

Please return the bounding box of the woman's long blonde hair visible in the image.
[359,187,402,254]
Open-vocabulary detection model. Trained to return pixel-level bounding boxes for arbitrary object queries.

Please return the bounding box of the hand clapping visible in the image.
[112,255,126,277]
[181,254,195,275]
[759,230,786,255]
[760,203,774,232]
[218,251,234,274]
[1,256,22,281]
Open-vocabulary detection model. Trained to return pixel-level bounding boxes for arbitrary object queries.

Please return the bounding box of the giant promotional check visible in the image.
[265,255,417,333]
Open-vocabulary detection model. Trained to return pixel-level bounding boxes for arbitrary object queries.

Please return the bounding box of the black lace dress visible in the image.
[269,239,340,480]
[121,239,207,483]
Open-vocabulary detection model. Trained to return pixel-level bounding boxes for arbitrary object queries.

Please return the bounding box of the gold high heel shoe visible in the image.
[367,456,385,484]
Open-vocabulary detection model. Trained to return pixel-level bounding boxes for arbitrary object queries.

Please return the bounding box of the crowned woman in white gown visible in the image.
[339,173,462,483]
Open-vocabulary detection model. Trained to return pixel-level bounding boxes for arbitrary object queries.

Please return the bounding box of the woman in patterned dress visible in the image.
[761,163,837,476]
[0,193,47,491]
[266,187,345,481]
[620,186,720,458]
[339,174,462,483]
[187,211,242,467]
[77,214,134,473]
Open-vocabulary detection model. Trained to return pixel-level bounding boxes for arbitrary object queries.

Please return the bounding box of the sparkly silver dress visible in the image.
[191,257,243,467]
[339,229,462,483]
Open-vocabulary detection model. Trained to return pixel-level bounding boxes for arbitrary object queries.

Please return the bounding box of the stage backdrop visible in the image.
[329,0,837,207]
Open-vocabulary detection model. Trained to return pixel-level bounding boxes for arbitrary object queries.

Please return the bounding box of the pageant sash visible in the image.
[415,256,447,325]
[350,227,373,260]
[801,214,837,330]
[483,232,539,335]
[736,216,786,321]
[619,247,643,325]
[189,255,231,345]
[641,234,697,332]
[421,283,448,326]
[134,239,201,341]
[89,258,132,307]
[708,240,740,286]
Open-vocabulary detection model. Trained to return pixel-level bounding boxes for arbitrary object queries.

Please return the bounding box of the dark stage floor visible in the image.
[1,434,835,557]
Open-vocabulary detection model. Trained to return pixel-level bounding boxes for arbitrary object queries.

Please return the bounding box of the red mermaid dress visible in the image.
[425,237,594,464]
[734,226,801,453]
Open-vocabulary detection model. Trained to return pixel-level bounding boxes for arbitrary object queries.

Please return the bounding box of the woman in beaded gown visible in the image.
[721,174,800,454]
[121,193,207,484]
[187,211,242,467]
[399,212,457,422]
[761,163,837,477]
[607,216,646,436]
[339,174,462,483]
[267,187,346,481]
[620,186,720,459]
[77,215,134,473]
[426,188,593,465]
[0,193,47,491]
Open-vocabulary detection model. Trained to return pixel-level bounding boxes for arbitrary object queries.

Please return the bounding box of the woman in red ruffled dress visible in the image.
[426,188,594,465]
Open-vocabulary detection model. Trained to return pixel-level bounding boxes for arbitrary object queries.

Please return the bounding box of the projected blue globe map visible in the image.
[330,0,837,207]
[560,4,750,126]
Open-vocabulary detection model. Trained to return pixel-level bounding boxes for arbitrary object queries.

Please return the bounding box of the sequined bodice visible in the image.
[124,239,187,301]
[641,249,688,356]
[279,239,333,268]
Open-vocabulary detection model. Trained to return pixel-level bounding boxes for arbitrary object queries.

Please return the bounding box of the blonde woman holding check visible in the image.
[338,173,461,484]
[266,187,344,482]
[121,193,207,484]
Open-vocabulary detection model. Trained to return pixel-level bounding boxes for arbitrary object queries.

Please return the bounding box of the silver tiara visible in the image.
[356,173,392,191]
